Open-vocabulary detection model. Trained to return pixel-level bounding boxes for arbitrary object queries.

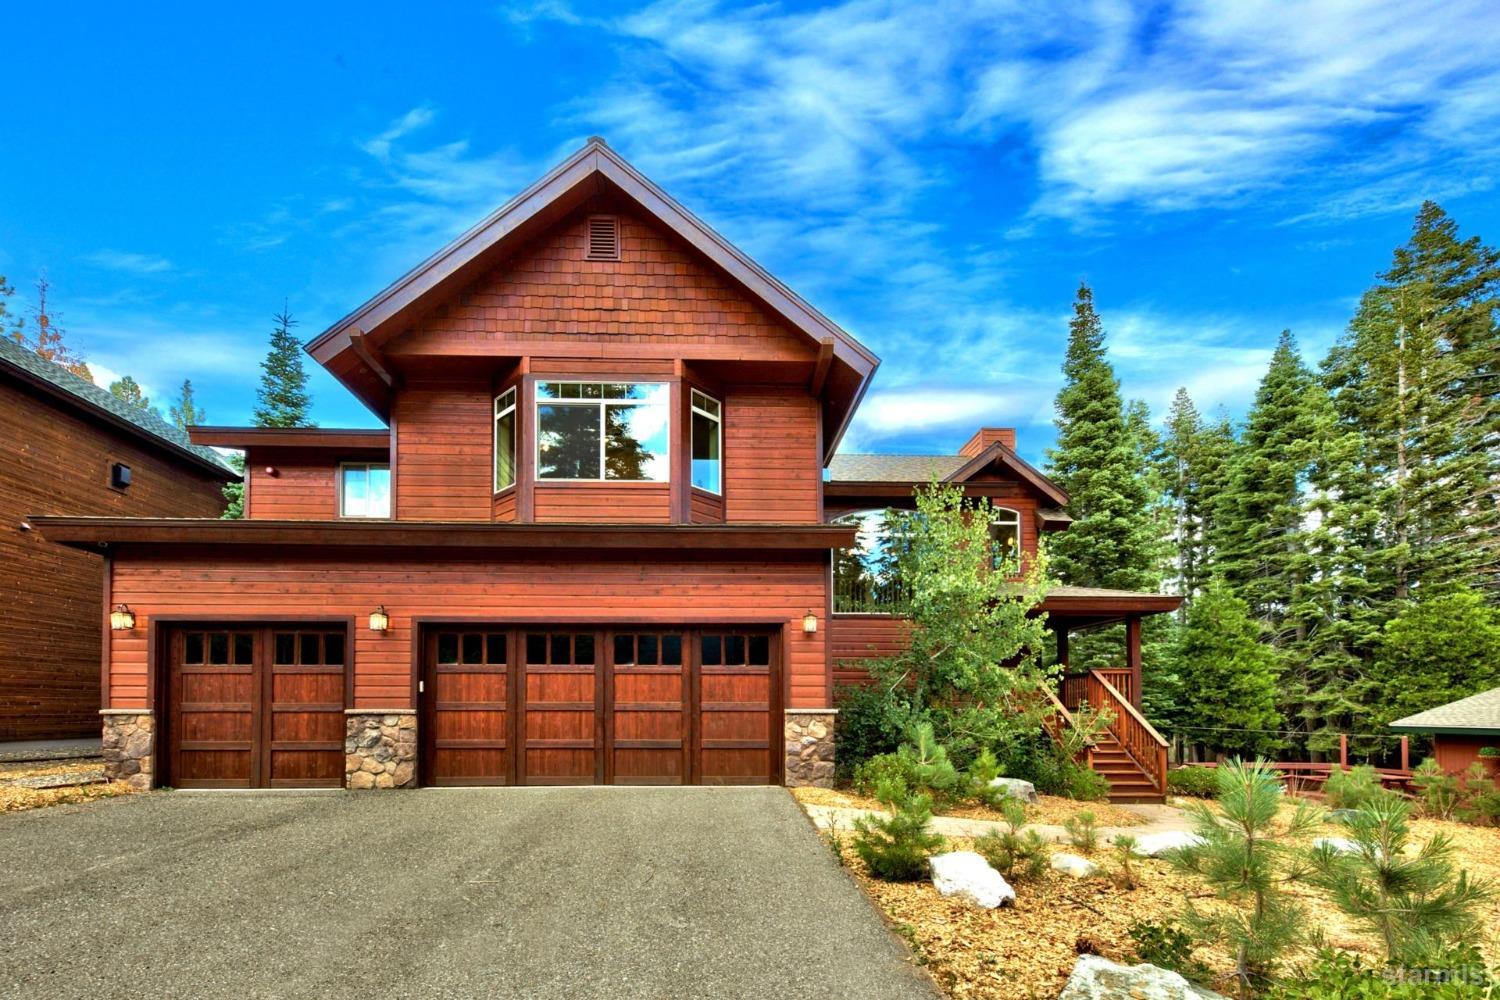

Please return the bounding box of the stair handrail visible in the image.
[1085,668,1168,797]
[1038,687,1096,770]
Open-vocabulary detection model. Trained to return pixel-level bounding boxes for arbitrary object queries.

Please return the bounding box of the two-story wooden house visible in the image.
[36,139,1178,797]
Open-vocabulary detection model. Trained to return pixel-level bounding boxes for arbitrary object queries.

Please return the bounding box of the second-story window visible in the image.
[989,508,1022,567]
[340,463,391,518]
[494,387,517,491]
[536,382,668,481]
[690,389,721,494]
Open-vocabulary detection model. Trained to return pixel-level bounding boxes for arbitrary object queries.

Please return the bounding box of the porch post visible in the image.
[1125,615,1142,710]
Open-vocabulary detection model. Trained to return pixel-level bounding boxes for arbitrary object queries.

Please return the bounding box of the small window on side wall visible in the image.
[340,463,391,518]
[494,387,517,492]
[690,389,721,494]
[989,508,1022,568]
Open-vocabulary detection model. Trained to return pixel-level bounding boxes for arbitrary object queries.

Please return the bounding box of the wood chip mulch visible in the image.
[792,786,1146,828]
[0,760,136,813]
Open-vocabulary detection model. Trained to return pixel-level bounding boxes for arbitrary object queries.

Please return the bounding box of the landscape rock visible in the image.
[929,851,1016,909]
[987,777,1038,803]
[1050,852,1100,878]
[1130,831,1206,857]
[1312,836,1361,855]
[1060,955,1226,1000]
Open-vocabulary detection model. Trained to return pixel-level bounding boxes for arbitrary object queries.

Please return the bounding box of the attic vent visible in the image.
[585,215,620,261]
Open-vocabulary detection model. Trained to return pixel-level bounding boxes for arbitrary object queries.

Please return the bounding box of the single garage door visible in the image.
[420,626,779,786]
[164,625,347,788]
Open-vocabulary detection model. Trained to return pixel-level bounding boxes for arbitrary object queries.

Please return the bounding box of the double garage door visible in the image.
[422,626,781,786]
[163,624,780,788]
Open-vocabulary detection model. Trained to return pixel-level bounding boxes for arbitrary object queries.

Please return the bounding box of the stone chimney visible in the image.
[959,427,1017,457]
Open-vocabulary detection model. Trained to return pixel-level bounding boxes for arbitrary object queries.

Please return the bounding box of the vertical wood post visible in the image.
[1400,736,1409,772]
[1125,615,1142,710]
[1055,626,1069,670]
[1339,733,1349,769]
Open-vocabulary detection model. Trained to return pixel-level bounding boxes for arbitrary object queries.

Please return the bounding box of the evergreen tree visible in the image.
[253,308,314,428]
[1366,588,1500,732]
[1046,284,1159,593]
[18,278,92,381]
[169,379,205,429]
[0,275,23,344]
[1169,582,1283,758]
[1322,202,1500,601]
[108,375,152,412]
[1158,390,1237,607]
[221,453,246,520]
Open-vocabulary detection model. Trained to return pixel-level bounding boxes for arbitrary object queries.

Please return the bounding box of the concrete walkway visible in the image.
[803,799,1194,843]
[0,786,940,1000]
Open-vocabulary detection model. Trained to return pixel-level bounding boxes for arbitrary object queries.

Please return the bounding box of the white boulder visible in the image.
[1051,852,1101,878]
[1129,831,1206,857]
[1060,955,1226,1000]
[1312,836,1361,855]
[987,776,1039,803]
[929,851,1016,909]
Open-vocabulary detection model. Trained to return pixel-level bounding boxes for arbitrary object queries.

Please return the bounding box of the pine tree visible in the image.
[253,308,314,428]
[221,453,246,520]
[169,379,205,429]
[1170,582,1283,758]
[1157,390,1237,606]
[1366,588,1500,732]
[1046,284,1159,592]
[108,375,152,411]
[20,278,92,381]
[0,275,23,344]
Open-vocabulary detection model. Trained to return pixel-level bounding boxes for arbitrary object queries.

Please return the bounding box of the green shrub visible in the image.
[1412,759,1461,820]
[851,778,945,881]
[853,723,963,807]
[1063,810,1099,853]
[1111,834,1140,890]
[1268,948,1492,1000]
[1062,763,1112,802]
[834,683,900,780]
[1167,766,1220,798]
[1324,765,1390,810]
[974,799,1048,882]
[1479,746,1498,759]
[852,753,914,800]
[1127,920,1210,982]
[964,747,1004,805]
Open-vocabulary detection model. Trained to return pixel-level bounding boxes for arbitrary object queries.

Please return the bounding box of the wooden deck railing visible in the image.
[1063,669,1168,798]
[1097,668,1134,707]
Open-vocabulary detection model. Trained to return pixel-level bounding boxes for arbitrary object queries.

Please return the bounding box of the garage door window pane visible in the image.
[233,633,254,665]
[701,634,722,666]
[637,634,658,665]
[324,633,345,665]
[485,634,506,665]
[299,633,320,665]
[725,635,746,665]
[438,632,459,664]
[462,634,483,664]
[614,634,634,666]
[662,634,682,665]
[526,633,547,665]
[208,633,229,665]
[748,634,770,666]
[185,632,204,665]
[574,633,595,665]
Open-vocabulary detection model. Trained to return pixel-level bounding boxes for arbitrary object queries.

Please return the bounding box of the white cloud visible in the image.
[80,250,172,275]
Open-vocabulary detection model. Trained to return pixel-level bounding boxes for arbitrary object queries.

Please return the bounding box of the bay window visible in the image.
[494,387,517,491]
[536,382,669,481]
[690,389,721,494]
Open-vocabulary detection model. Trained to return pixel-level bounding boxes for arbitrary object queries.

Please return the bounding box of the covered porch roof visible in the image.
[1040,586,1183,630]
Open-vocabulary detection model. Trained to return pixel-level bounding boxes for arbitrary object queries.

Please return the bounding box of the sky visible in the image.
[3,1,1499,465]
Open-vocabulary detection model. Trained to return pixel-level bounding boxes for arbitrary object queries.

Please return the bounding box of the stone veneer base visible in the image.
[783,709,837,788]
[344,710,418,789]
[101,709,154,790]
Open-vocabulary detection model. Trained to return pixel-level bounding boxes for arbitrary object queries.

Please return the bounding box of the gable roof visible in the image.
[307,137,879,462]
[827,441,1069,507]
[0,336,237,480]
[1389,686,1500,736]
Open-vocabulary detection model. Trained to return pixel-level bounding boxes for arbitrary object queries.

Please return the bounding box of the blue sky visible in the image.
[3,1,1499,465]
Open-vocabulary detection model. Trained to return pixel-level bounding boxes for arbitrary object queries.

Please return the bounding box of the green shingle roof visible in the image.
[0,336,237,477]
[827,453,968,482]
[1390,686,1500,736]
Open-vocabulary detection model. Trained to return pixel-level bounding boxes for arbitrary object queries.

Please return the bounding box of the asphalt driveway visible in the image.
[0,787,939,999]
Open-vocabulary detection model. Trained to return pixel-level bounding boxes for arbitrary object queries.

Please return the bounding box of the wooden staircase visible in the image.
[1049,669,1169,804]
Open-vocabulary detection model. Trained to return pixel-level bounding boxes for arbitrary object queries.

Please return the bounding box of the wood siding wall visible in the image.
[829,614,910,688]
[533,483,671,523]
[1434,734,1500,776]
[386,205,814,362]
[0,380,226,739]
[394,378,492,521]
[725,388,820,523]
[107,550,831,710]
[245,448,339,520]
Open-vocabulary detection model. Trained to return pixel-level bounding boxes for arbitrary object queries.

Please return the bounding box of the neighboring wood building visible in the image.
[35,139,1178,797]
[1390,686,1500,776]
[0,337,235,741]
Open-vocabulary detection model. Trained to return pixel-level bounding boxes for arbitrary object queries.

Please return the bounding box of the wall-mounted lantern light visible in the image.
[369,605,390,632]
[110,604,136,631]
[802,610,818,634]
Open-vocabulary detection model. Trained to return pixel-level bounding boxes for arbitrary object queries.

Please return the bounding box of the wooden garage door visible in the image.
[422,630,511,786]
[607,631,689,784]
[167,626,346,789]
[521,630,600,784]
[697,630,779,785]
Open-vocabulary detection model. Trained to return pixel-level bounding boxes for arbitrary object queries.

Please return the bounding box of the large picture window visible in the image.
[832,508,911,613]
[536,382,669,481]
[690,389,721,494]
[494,387,516,491]
[340,463,391,518]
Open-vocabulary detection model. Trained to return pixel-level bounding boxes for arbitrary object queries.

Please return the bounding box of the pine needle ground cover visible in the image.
[792,785,1146,829]
[815,805,1500,1000]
